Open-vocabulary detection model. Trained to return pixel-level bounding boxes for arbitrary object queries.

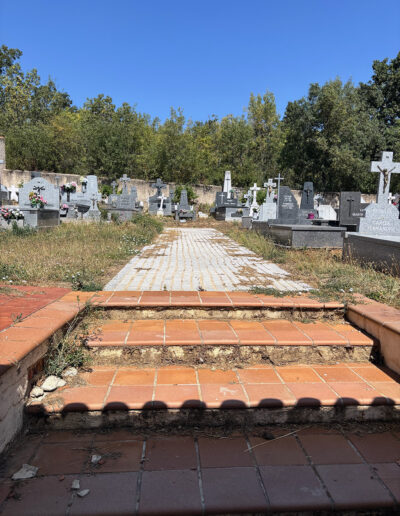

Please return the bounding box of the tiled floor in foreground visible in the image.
[104,228,311,292]
[1,426,399,514]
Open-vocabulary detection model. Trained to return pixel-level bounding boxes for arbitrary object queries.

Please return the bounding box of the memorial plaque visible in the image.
[339,192,364,226]
[276,186,299,223]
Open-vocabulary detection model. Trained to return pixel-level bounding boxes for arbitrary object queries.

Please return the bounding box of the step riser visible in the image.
[99,307,344,321]
[27,405,400,433]
[89,345,375,368]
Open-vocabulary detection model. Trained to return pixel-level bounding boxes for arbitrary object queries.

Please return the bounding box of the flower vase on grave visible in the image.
[67,192,71,202]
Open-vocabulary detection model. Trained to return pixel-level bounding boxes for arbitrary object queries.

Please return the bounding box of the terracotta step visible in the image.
[85,319,376,367]
[26,363,400,430]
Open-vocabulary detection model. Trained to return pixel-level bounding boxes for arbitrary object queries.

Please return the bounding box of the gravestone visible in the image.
[213,171,241,220]
[108,175,142,220]
[18,177,60,228]
[339,192,363,228]
[299,182,317,223]
[175,189,195,221]
[358,152,400,235]
[84,194,101,222]
[259,178,277,222]
[249,183,261,218]
[317,205,337,221]
[275,186,299,224]
[148,178,172,216]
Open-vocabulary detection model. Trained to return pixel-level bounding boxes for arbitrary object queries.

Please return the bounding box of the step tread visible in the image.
[86,319,374,347]
[27,363,400,414]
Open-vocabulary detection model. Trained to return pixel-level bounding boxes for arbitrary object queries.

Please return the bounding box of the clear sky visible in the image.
[1,0,399,121]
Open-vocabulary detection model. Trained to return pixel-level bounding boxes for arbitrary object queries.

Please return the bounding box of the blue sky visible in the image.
[1,0,399,121]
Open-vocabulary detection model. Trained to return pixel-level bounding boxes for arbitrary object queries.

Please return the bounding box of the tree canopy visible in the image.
[1,44,399,192]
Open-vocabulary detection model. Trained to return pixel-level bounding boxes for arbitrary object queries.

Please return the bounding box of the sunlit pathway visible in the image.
[104,228,310,292]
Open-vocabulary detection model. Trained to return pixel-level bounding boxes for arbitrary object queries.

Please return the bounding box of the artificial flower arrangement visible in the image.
[61,204,69,210]
[61,182,77,193]
[29,191,48,208]
[0,207,24,221]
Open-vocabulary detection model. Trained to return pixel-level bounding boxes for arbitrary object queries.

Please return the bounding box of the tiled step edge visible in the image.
[347,297,400,375]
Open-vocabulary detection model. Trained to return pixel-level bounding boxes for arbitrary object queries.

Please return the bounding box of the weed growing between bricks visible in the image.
[224,225,400,309]
[0,215,163,290]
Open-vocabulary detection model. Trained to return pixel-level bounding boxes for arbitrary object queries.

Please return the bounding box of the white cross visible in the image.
[249,183,261,217]
[370,151,400,204]
[263,178,277,202]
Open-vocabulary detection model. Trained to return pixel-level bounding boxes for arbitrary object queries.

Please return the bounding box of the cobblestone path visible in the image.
[104,228,311,292]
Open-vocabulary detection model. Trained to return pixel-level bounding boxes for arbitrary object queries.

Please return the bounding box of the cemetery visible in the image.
[1,17,400,514]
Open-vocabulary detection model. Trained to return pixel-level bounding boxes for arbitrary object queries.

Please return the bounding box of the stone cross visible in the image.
[119,174,131,194]
[151,178,167,197]
[274,173,285,219]
[263,178,277,203]
[223,171,232,199]
[303,184,312,203]
[250,183,261,217]
[346,194,356,217]
[111,181,117,194]
[370,151,400,204]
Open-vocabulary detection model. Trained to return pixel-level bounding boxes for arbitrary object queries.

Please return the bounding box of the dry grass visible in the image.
[223,224,400,309]
[0,215,163,290]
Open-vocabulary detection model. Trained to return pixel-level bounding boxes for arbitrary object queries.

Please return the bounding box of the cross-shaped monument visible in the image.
[111,181,117,194]
[371,151,400,204]
[250,183,261,217]
[263,178,277,202]
[274,173,284,219]
[303,184,313,203]
[151,178,167,197]
[346,194,356,217]
[119,174,131,195]
[223,171,232,199]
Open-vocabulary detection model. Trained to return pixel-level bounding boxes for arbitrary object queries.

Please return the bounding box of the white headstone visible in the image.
[370,151,400,204]
[250,183,261,218]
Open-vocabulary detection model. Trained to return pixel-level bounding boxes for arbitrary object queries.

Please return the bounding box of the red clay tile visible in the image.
[229,320,276,344]
[327,323,374,345]
[93,429,143,442]
[86,330,128,347]
[200,383,248,408]
[31,443,89,474]
[99,321,132,332]
[1,475,73,516]
[294,321,347,345]
[197,368,238,384]
[350,365,397,382]
[286,382,339,406]
[197,320,238,344]
[276,365,323,383]
[126,320,164,345]
[262,320,312,345]
[347,432,400,462]
[244,383,296,407]
[165,319,202,345]
[170,291,201,306]
[313,365,360,383]
[157,367,197,385]
[371,382,400,404]
[144,436,197,470]
[198,291,232,306]
[0,434,42,478]
[114,368,156,386]
[299,434,362,464]
[256,295,295,308]
[226,291,263,306]
[202,467,268,513]
[139,469,202,515]
[260,465,331,511]
[372,463,400,503]
[198,437,253,467]
[249,435,307,465]
[105,385,153,409]
[328,382,386,406]
[139,291,171,306]
[69,472,138,516]
[317,464,394,510]
[105,291,142,306]
[89,441,143,472]
[78,368,116,386]
[153,385,202,408]
[42,430,93,444]
[237,367,281,384]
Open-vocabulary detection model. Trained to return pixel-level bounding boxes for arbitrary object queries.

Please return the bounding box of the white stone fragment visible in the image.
[91,454,102,465]
[42,376,66,392]
[77,489,90,497]
[12,464,38,480]
[71,479,80,490]
[30,386,44,398]
[62,367,78,378]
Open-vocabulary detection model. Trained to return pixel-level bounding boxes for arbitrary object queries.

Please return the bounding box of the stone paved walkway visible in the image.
[104,228,311,292]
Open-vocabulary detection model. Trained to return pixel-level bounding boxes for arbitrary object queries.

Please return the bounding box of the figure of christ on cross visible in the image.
[370,152,400,204]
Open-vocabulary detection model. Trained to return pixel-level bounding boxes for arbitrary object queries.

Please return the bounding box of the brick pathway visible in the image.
[1,427,399,514]
[0,286,69,332]
[104,228,311,292]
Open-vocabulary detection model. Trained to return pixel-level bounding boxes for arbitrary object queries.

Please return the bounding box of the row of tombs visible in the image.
[0,174,196,229]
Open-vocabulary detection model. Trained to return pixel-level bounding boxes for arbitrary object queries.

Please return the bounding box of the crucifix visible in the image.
[263,178,277,202]
[370,151,400,204]
[274,173,284,219]
[346,195,355,217]
[111,181,117,195]
[91,194,98,210]
[119,174,131,195]
[303,184,312,204]
[249,183,261,217]
[33,185,45,195]
[151,178,167,198]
